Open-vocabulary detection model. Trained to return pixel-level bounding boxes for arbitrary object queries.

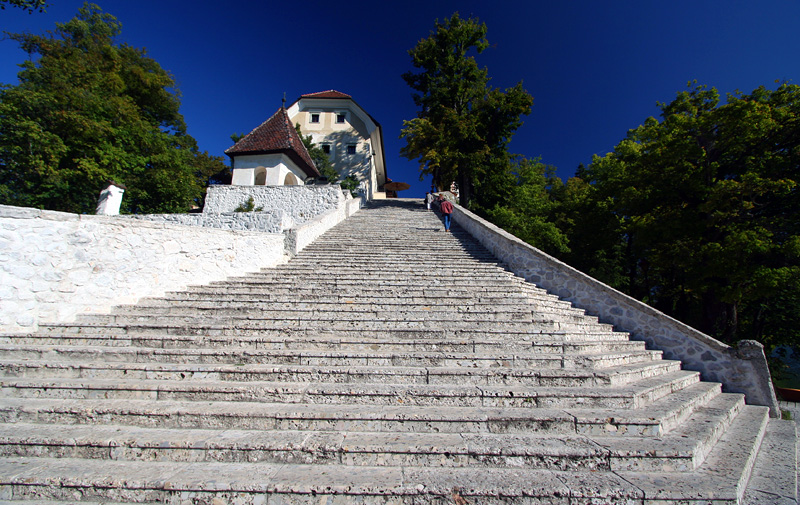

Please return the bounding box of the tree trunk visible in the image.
[701,290,739,343]
[458,169,472,207]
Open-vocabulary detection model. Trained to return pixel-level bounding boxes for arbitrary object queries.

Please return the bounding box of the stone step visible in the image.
[0,422,768,505]
[742,418,798,504]
[176,276,546,290]
[269,265,509,276]
[594,393,749,472]
[0,457,647,504]
[152,276,539,290]
[0,369,700,409]
[202,275,524,287]
[105,304,555,320]
[0,418,738,472]
[42,319,615,337]
[166,287,564,306]
[0,381,725,437]
[0,344,663,369]
[121,296,581,315]
[121,284,569,303]
[70,310,609,329]
[0,395,748,474]
[252,259,511,270]
[168,283,551,297]
[616,402,770,504]
[0,500,137,505]
[0,331,641,353]
[0,424,611,470]
[0,358,678,387]
[31,323,625,342]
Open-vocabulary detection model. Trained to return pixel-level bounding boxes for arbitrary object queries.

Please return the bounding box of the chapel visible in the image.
[225,90,388,199]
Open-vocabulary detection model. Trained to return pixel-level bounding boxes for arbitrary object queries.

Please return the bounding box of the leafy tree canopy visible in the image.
[0,2,225,214]
[295,124,338,184]
[473,157,569,256]
[1,0,47,13]
[571,82,800,350]
[400,12,533,207]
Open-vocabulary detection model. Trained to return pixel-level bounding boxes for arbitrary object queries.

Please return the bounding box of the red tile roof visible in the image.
[300,90,352,99]
[225,107,319,178]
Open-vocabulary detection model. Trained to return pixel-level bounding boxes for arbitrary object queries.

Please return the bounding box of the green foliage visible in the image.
[295,124,338,183]
[234,196,262,212]
[0,2,222,214]
[340,175,359,197]
[472,158,569,256]
[569,82,800,349]
[0,0,47,13]
[400,12,533,207]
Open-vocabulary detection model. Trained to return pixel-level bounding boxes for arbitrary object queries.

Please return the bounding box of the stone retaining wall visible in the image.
[203,185,345,222]
[451,204,781,416]
[124,185,350,234]
[123,210,290,233]
[0,195,362,331]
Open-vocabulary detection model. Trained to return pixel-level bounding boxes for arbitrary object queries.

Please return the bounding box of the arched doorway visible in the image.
[254,168,267,185]
[284,173,299,186]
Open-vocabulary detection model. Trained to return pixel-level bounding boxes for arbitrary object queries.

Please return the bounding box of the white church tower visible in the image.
[287,90,387,199]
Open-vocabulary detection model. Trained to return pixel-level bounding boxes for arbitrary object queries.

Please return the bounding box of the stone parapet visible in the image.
[285,196,362,256]
[451,203,780,416]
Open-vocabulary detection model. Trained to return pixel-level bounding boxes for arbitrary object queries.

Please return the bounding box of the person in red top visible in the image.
[438,194,454,232]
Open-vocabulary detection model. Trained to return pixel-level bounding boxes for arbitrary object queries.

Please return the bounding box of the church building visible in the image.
[225,107,319,186]
[226,90,388,199]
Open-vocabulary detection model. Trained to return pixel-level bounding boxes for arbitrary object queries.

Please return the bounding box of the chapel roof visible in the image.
[300,90,352,99]
[225,107,319,178]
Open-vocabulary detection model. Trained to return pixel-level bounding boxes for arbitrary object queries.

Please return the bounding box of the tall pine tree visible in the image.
[400,13,532,208]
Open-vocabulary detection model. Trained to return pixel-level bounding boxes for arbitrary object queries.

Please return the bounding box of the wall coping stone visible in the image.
[450,202,780,417]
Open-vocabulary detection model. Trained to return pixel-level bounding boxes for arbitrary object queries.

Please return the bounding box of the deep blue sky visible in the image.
[3,1,800,198]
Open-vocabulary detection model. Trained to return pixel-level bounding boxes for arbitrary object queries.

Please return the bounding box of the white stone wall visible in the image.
[286,195,362,255]
[124,210,291,233]
[450,203,780,416]
[231,153,306,186]
[0,205,287,331]
[203,185,344,224]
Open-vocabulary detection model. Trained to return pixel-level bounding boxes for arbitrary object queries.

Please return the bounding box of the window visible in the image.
[336,113,346,124]
[310,113,320,123]
[347,144,357,155]
[322,144,331,154]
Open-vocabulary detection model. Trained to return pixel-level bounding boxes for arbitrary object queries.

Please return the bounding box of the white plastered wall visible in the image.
[231,153,308,186]
[288,99,386,199]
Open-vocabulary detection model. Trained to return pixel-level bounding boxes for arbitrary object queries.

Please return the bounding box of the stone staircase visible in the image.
[0,199,795,504]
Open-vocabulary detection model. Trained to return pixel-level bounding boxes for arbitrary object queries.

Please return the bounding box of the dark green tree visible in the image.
[573,82,800,350]
[400,12,533,207]
[295,124,339,183]
[549,169,627,288]
[1,0,47,13]
[474,157,569,256]
[0,2,220,214]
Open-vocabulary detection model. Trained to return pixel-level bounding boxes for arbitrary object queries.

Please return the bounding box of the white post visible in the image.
[96,181,126,215]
